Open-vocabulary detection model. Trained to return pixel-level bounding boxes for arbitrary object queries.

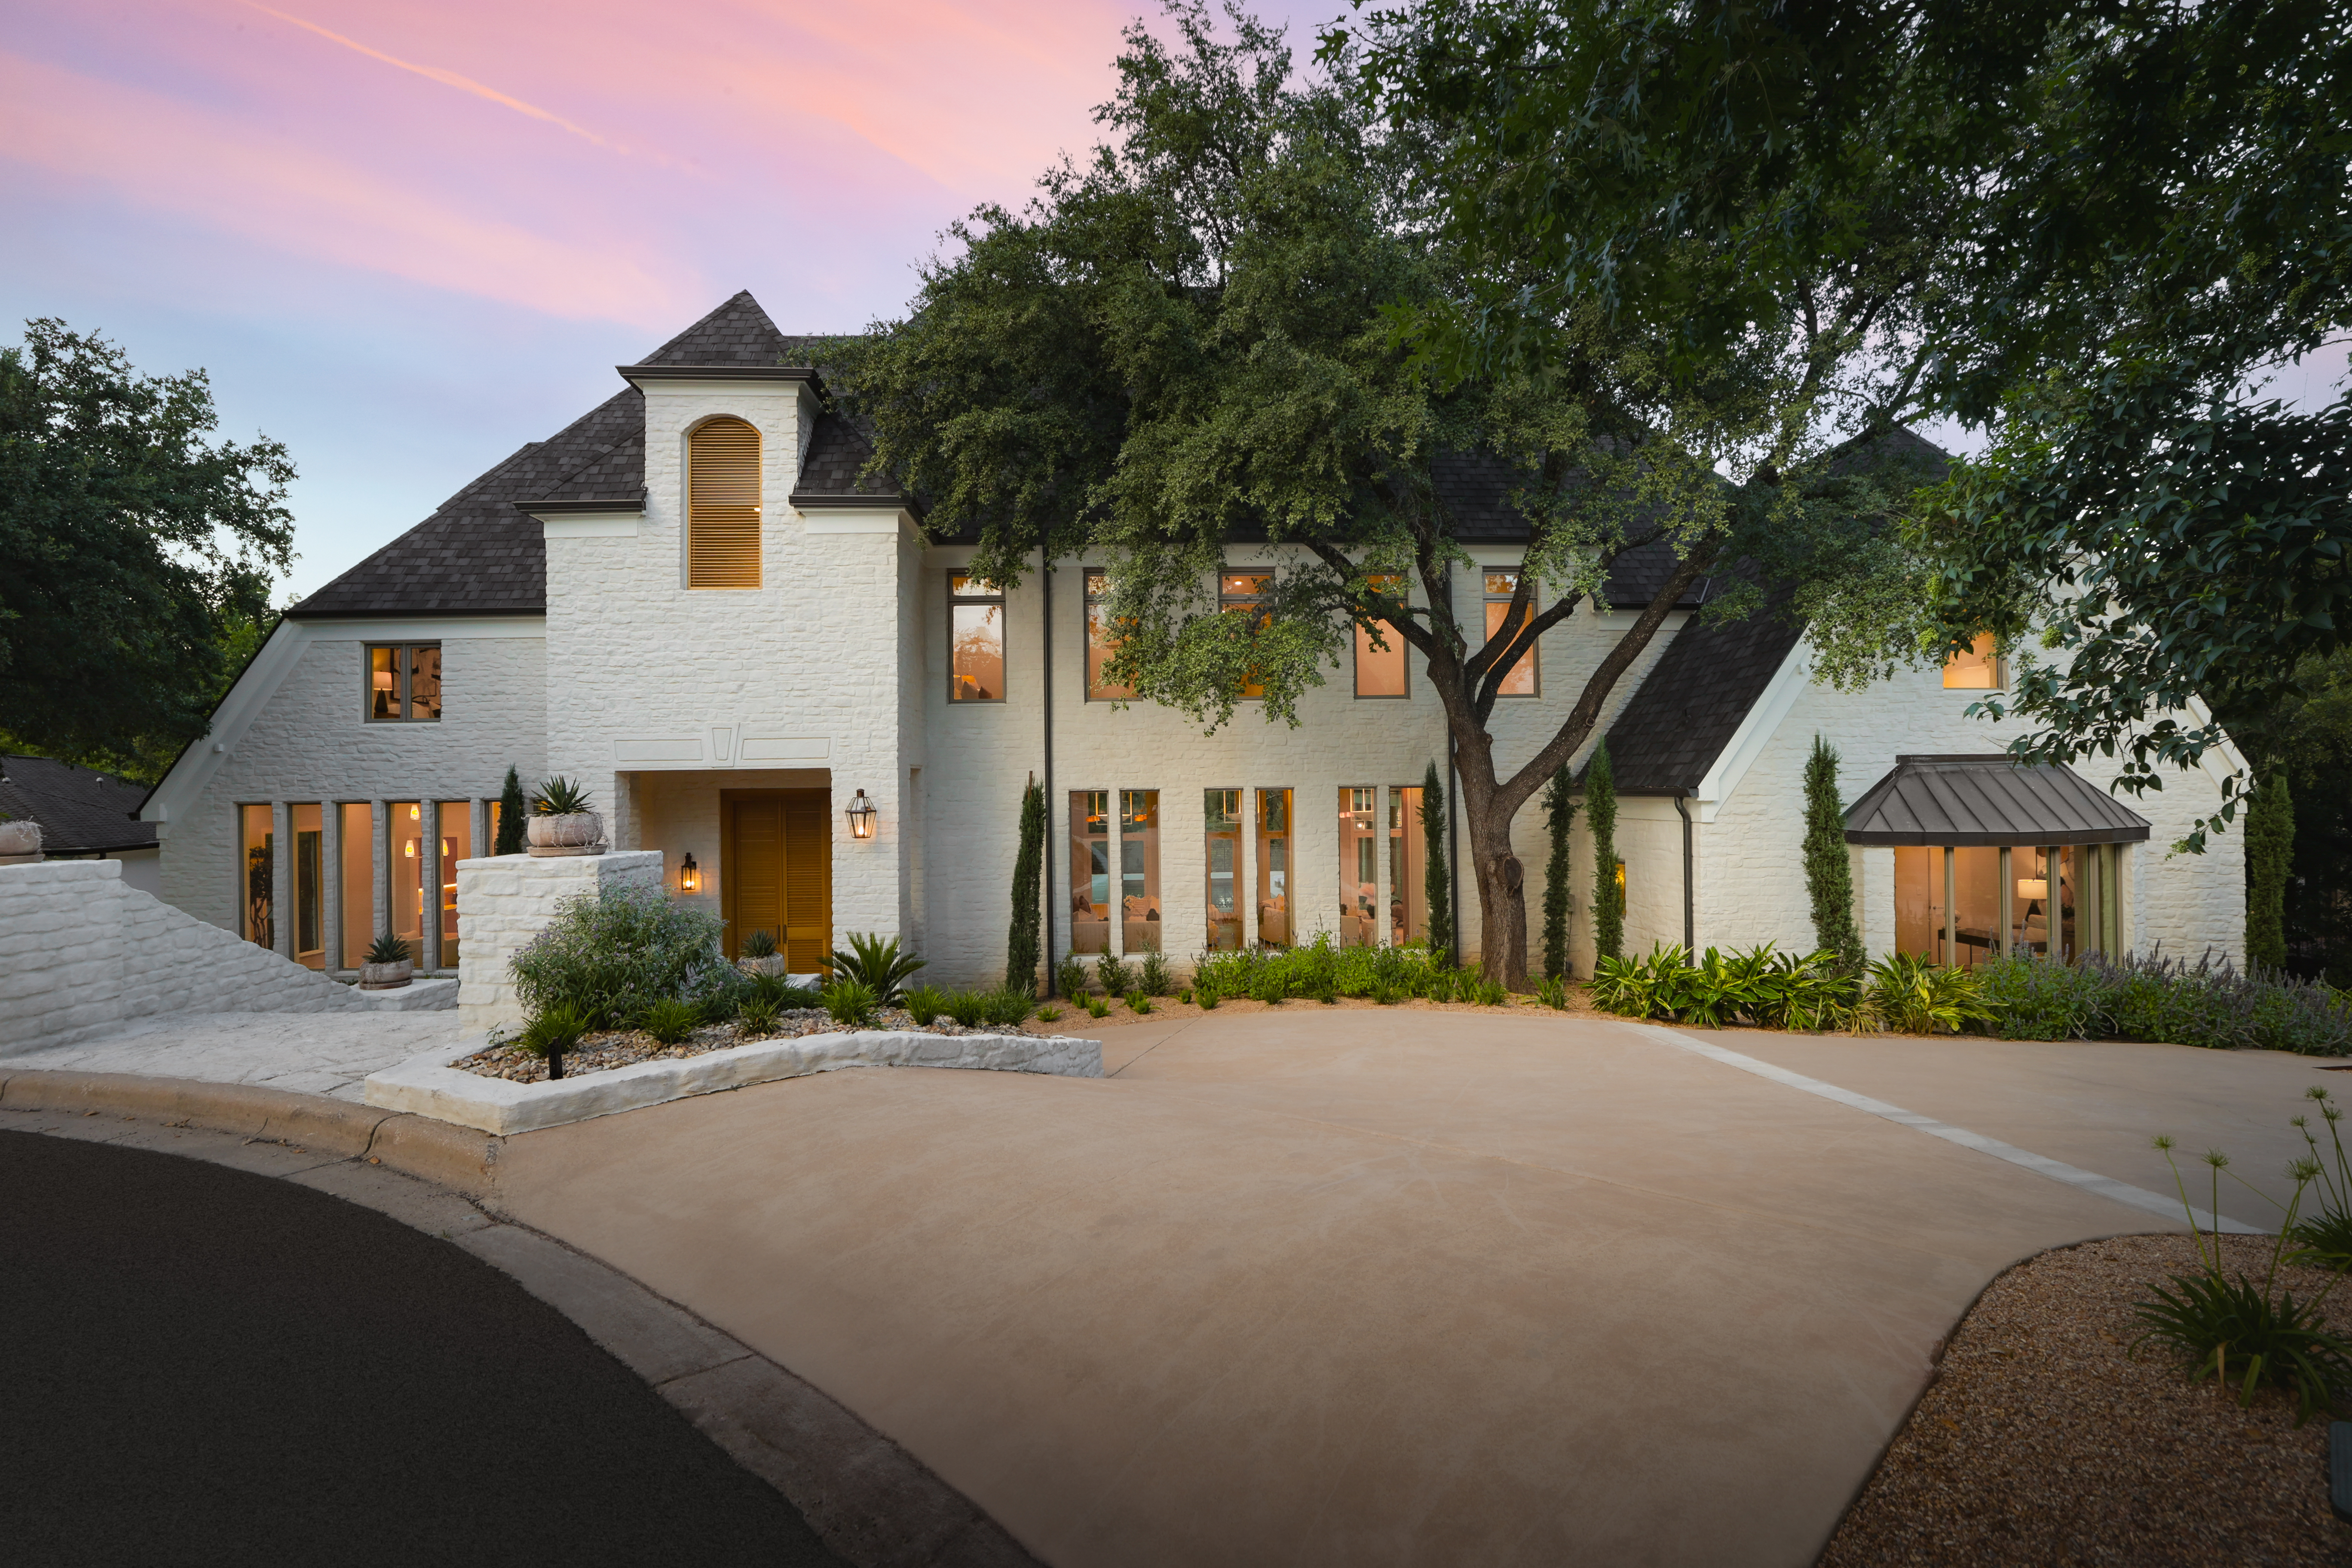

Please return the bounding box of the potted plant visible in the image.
[0,812,40,864]
[359,933,414,990]
[738,928,787,978]
[526,776,605,857]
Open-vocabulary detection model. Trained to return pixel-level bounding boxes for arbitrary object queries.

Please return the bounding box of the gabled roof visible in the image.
[291,291,855,619]
[790,416,918,511]
[1843,754,2152,846]
[1594,584,1807,795]
[0,754,157,854]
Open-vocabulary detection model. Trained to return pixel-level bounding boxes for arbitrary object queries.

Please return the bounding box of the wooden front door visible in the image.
[722,789,831,970]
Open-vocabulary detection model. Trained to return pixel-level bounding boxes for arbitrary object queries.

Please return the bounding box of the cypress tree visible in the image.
[1421,760,1452,958]
[1587,739,1622,962]
[1542,762,1576,979]
[2245,772,2293,973]
[1006,774,1046,994]
[493,766,527,856]
[1803,735,1864,969]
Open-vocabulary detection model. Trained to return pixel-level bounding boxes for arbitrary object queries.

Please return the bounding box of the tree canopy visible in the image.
[0,320,294,773]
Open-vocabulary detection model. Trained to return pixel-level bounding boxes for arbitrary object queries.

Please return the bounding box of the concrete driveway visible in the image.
[489,1010,2331,1568]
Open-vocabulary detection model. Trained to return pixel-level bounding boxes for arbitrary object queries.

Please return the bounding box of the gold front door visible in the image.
[722,789,831,970]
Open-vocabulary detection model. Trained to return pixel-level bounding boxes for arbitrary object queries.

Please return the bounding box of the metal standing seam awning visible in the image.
[1841,754,2152,847]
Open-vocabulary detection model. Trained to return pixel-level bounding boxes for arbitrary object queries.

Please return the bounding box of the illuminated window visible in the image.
[1220,572,1272,698]
[366,644,441,722]
[339,803,374,968]
[1338,788,1379,946]
[239,804,273,949]
[1354,576,1408,698]
[687,416,762,589]
[292,803,323,970]
[1120,790,1161,954]
[1482,573,1537,696]
[389,801,424,957]
[1943,632,2005,689]
[437,800,471,970]
[1084,570,1135,700]
[1256,787,1293,949]
[1205,789,1244,951]
[1387,786,1426,946]
[1069,790,1110,954]
[949,574,1006,702]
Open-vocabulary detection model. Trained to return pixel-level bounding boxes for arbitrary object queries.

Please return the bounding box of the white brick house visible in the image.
[135,293,2246,989]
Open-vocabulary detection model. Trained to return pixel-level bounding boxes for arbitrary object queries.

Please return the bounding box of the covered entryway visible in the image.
[720,788,831,970]
[1844,754,2150,965]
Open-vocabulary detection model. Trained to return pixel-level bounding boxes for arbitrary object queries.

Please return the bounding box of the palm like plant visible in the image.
[824,932,925,1004]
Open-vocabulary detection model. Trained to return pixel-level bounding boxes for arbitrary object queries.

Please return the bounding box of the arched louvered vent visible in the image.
[688,416,761,589]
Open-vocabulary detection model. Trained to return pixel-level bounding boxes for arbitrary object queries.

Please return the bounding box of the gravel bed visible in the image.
[458,1006,1069,1084]
[1822,1234,2352,1566]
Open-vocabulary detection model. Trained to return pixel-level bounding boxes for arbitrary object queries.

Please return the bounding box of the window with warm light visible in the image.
[339,803,374,968]
[1338,788,1379,946]
[949,575,1006,701]
[1943,632,2005,689]
[1069,790,1111,954]
[1482,573,1538,696]
[1387,785,1427,946]
[365,644,441,722]
[1204,789,1244,951]
[1084,570,1135,700]
[1220,573,1273,697]
[1256,787,1293,949]
[1354,576,1408,697]
[436,800,469,969]
[1120,790,1161,954]
[292,803,323,970]
[389,801,424,956]
[239,804,273,949]
[687,416,762,588]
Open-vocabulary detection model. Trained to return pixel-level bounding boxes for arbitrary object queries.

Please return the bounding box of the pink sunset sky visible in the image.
[4,0,1342,597]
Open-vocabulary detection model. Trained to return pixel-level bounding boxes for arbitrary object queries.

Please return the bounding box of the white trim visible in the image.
[539,515,641,538]
[139,616,545,828]
[1690,638,1814,824]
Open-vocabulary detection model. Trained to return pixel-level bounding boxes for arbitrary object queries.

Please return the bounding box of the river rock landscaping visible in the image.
[460,1006,1084,1084]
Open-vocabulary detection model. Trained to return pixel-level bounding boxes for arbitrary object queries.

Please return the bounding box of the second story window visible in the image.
[367,644,441,722]
[1482,572,1537,697]
[949,574,1005,701]
[687,416,762,589]
[1943,632,2006,689]
[1085,570,1135,700]
[1354,574,1408,697]
[1220,572,1272,698]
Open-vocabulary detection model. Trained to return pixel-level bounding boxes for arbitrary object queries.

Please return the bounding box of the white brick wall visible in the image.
[456,849,664,1032]
[0,859,380,1053]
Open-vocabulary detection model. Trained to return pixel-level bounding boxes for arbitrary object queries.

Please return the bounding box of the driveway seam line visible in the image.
[1634,1023,2264,1235]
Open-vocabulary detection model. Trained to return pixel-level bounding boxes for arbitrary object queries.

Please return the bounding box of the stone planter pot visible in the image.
[527,812,606,858]
[738,955,788,979]
[0,819,42,864]
[359,959,415,990]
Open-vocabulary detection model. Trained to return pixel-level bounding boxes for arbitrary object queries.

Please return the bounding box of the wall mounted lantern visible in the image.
[680,851,701,893]
[845,790,877,841]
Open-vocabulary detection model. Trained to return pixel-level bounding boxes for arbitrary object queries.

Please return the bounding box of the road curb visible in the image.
[0,1072,1039,1568]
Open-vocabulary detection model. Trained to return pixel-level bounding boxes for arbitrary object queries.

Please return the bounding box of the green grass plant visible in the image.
[737,995,782,1034]
[516,1002,589,1060]
[902,984,950,1026]
[637,997,702,1044]
[1086,995,1111,1020]
[821,977,880,1028]
[981,988,1033,1028]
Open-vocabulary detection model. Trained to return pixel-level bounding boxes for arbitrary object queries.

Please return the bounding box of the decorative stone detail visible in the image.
[0,819,42,862]
[454,849,664,1033]
[527,812,606,857]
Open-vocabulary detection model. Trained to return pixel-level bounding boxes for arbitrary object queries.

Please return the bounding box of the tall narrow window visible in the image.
[1388,786,1426,946]
[292,803,323,969]
[949,575,1006,701]
[240,804,274,949]
[1256,787,1293,949]
[340,803,375,968]
[389,801,424,956]
[1354,577,1408,698]
[1069,790,1110,954]
[1120,790,1162,954]
[437,801,471,970]
[366,644,442,722]
[687,416,762,589]
[1220,573,1272,698]
[1085,570,1135,700]
[1943,632,2005,689]
[1338,788,1379,947]
[1482,573,1538,696]
[1205,789,1244,951]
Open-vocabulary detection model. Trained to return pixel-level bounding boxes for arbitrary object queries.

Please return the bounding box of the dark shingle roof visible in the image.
[0,755,157,854]
[640,291,815,368]
[1843,755,2152,846]
[1593,585,1807,795]
[788,416,914,509]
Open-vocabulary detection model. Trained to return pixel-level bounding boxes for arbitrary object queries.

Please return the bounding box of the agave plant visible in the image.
[824,932,925,1004]
[532,775,594,815]
[740,928,779,959]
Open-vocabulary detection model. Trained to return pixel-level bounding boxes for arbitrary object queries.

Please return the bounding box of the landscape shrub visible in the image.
[737,995,782,1034]
[1096,952,1134,998]
[1055,953,1090,999]
[515,1002,590,1059]
[1138,948,1173,997]
[943,990,989,1027]
[1865,952,1997,1035]
[981,988,1033,1028]
[902,984,950,1026]
[1590,944,1864,1031]
[827,932,925,1004]
[1978,949,2352,1054]
[509,883,726,1029]
[821,977,879,1028]
[638,997,702,1044]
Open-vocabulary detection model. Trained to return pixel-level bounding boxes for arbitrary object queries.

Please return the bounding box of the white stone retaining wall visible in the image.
[0,859,410,1053]
[455,850,665,1032]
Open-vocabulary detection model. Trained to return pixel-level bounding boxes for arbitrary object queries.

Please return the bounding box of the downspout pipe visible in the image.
[1041,545,1057,998]
[1675,791,1695,952]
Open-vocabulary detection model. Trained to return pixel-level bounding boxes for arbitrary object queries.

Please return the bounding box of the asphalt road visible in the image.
[0,1128,845,1567]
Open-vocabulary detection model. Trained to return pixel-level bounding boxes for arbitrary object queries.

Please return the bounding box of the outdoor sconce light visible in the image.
[845,789,877,840]
[680,852,701,893]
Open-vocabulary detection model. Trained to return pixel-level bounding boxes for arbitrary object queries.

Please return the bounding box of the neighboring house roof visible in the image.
[0,755,158,854]
[1843,754,2153,846]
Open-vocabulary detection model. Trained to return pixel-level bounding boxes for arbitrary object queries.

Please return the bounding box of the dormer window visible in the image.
[687,416,761,589]
[366,644,440,721]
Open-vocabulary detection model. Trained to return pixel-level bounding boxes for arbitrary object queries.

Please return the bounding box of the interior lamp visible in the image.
[680,851,701,893]
[845,790,877,840]
[2016,878,2049,902]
